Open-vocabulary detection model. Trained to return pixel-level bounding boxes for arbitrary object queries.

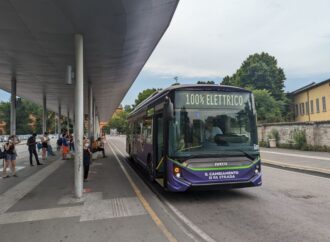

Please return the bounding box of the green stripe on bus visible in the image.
[168,157,260,171]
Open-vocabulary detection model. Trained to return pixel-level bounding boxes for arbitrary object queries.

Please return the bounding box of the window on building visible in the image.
[305,102,309,115]
[299,103,305,115]
[310,100,314,114]
[316,98,320,113]
[322,96,327,112]
[295,104,298,116]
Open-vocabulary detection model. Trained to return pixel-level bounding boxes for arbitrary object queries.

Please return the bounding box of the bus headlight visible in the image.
[173,166,181,178]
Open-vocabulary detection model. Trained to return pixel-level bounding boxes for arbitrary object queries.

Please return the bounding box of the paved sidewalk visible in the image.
[0,139,191,242]
[260,148,330,177]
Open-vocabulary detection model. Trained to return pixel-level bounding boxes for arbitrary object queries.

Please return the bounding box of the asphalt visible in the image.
[111,136,330,242]
[260,147,330,177]
[1,136,330,242]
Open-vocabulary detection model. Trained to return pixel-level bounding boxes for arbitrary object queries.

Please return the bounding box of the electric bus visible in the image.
[126,84,261,191]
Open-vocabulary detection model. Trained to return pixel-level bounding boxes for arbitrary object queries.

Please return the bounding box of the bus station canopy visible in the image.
[0,0,178,121]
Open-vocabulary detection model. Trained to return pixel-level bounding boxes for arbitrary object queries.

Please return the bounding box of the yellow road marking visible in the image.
[106,141,177,242]
[262,159,330,174]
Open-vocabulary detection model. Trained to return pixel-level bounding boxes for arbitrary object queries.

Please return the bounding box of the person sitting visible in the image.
[205,118,223,142]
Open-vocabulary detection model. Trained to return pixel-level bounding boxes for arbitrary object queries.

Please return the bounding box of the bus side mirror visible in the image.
[164,96,174,121]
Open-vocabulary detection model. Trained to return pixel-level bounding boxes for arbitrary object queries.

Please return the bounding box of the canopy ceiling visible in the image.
[0,0,179,121]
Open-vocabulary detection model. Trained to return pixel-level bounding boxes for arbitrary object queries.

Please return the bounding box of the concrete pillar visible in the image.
[74,34,84,198]
[92,100,96,140]
[10,78,16,135]
[88,86,93,139]
[58,104,62,138]
[42,94,47,134]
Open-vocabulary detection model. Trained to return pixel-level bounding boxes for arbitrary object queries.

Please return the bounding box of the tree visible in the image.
[252,89,282,123]
[0,98,56,134]
[0,101,10,134]
[108,110,129,134]
[134,88,160,107]
[221,52,286,100]
[124,105,133,113]
[197,81,215,84]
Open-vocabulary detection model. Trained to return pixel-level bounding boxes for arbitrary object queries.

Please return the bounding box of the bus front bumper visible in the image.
[166,161,262,192]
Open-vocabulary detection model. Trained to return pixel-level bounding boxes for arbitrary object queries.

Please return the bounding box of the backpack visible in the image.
[57,138,63,146]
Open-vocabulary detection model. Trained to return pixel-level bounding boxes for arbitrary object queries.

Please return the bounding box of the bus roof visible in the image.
[129,84,251,117]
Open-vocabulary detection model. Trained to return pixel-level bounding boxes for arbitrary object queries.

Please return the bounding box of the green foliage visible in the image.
[292,128,307,149]
[268,128,280,145]
[124,105,133,113]
[197,81,215,84]
[221,52,286,101]
[0,101,10,134]
[252,89,282,122]
[134,88,160,107]
[259,140,268,147]
[0,98,57,135]
[108,110,129,134]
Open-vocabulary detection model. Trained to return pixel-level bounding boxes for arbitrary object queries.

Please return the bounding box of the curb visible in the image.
[262,159,330,178]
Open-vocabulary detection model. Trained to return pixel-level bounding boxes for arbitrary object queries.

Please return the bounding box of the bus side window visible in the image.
[134,122,141,136]
[143,118,152,144]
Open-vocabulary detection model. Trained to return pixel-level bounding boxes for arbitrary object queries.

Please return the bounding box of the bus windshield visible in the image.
[169,91,258,158]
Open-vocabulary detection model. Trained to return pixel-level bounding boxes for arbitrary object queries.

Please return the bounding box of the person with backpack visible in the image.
[27,133,43,166]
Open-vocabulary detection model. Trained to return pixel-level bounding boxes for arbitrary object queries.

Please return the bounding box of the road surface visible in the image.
[110,136,330,242]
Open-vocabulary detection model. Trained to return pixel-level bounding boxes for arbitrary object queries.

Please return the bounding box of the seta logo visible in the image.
[214,162,228,167]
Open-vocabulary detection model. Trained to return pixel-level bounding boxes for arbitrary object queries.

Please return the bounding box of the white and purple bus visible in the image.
[127,84,262,191]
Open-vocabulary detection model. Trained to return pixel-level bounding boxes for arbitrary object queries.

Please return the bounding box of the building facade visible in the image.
[292,79,330,122]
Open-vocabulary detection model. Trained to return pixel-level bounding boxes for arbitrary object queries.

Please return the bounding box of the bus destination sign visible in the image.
[175,91,250,109]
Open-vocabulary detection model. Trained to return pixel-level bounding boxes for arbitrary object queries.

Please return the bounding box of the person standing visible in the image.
[69,134,75,151]
[41,132,50,160]
[2,135,19,178]
[83,142,92,182]
[61,133,69,160]
[26,133,42,166]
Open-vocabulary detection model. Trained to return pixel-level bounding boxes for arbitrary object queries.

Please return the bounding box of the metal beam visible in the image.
[74,34,84,198]
[10,78,16,135]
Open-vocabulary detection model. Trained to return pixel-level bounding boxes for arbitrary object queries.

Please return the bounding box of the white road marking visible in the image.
[0,159,65,214]
[261,150,330,161]
[110,139,216,242]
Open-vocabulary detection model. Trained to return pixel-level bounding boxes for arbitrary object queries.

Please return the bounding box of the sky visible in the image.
[120,0,330,106]
[1,0,330,106]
